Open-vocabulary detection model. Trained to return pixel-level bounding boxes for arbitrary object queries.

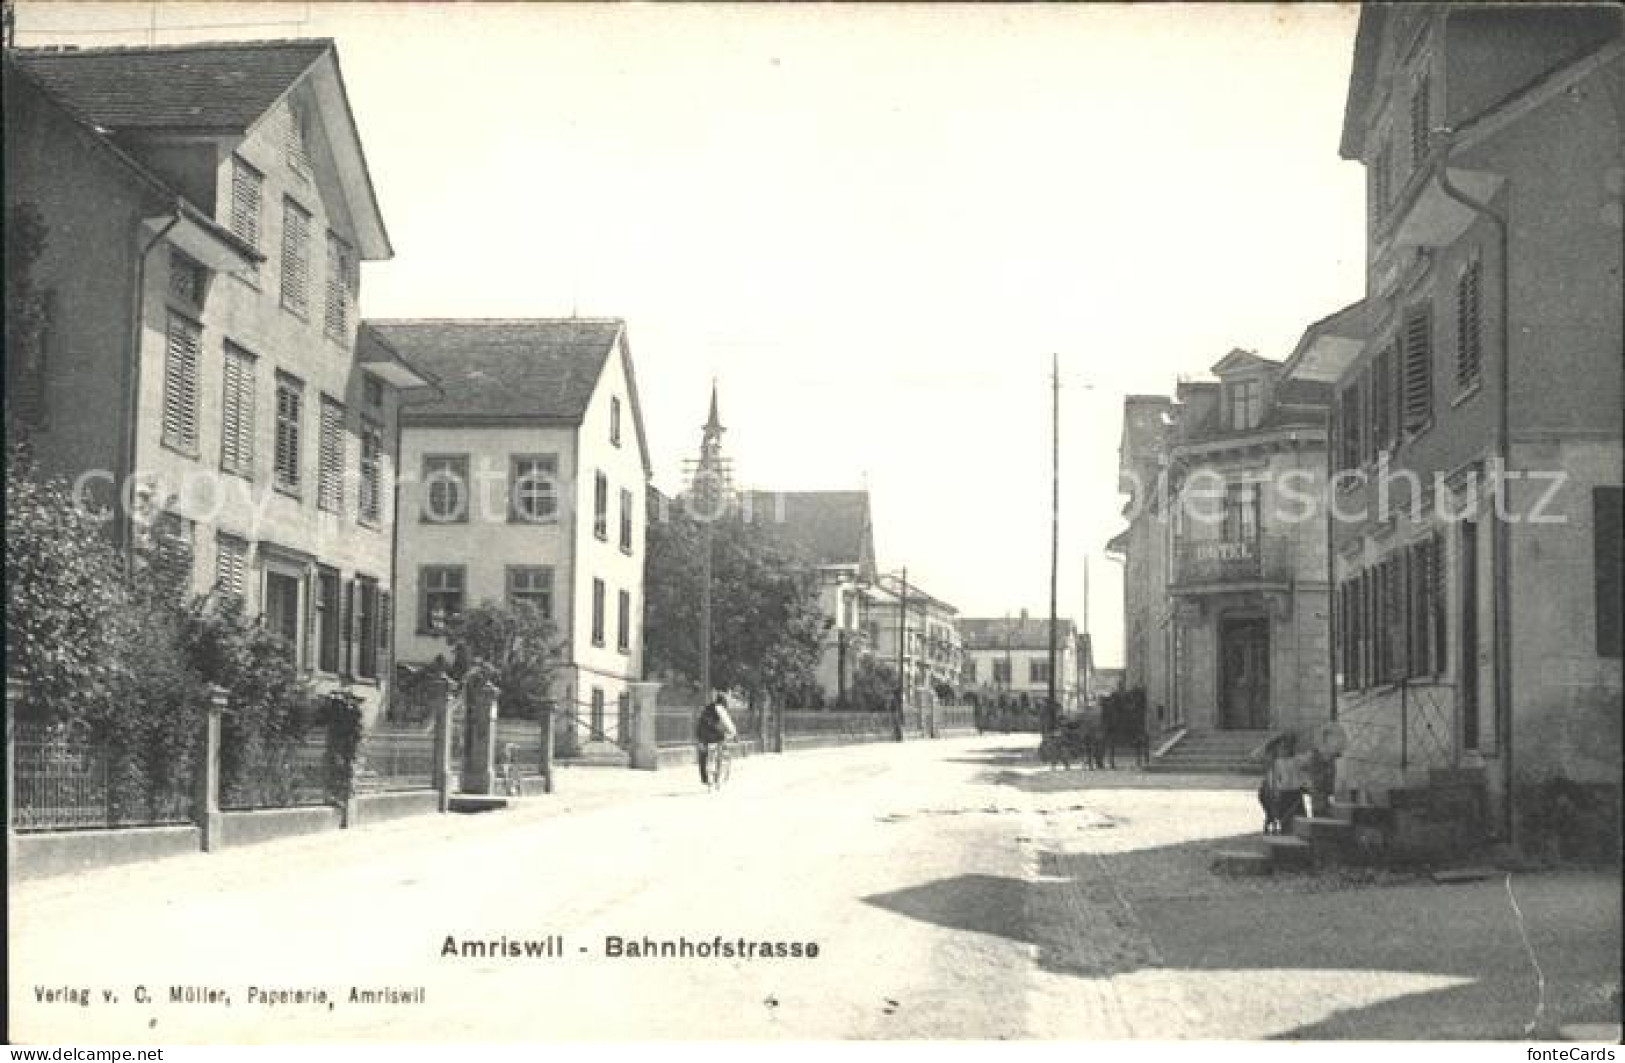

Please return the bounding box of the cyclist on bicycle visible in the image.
[696,693,737,786]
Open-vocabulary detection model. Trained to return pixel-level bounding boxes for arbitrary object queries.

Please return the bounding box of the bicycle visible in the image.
[500,742,523,798]
[703,738,731,790]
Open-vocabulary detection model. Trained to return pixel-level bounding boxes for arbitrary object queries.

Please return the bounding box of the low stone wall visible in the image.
[349,790,441,827]
[216,806,342,848]
[12,825,202,882]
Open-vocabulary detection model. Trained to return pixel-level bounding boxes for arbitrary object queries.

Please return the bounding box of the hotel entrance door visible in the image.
[1220,616,1271,730]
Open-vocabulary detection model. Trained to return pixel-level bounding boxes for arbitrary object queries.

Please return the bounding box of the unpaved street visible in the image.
[9,736,1620,1042]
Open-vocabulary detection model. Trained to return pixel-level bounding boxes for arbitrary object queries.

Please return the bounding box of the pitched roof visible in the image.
[373,319,624,423]
[741,490,876,573]
[14,39,331,133]
[958,616,1077,652]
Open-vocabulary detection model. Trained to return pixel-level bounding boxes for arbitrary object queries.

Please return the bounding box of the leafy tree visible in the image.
[443,601,563,719]
[4,443,131,721]
[849,656,900,713]
[5,203,52,437]
[645,507,826,708]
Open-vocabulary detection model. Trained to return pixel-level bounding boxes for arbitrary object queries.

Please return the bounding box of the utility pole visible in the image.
[894,567,908,742]
[1046,355,1060,736]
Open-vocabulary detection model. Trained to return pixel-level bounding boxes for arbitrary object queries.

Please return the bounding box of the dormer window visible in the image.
[1225,379,1264,431]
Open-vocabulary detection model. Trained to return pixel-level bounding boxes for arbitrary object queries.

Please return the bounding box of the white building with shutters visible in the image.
[4,41,430,724]
[376,319,653,749]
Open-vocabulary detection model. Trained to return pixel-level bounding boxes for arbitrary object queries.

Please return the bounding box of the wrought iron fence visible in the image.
[495,717,547,777]
[220,733,334,810]
[357,728,437,792]
[12,720,192,832]
[781,710,901,742]
[656,709,696,748]
[936,703,979,732]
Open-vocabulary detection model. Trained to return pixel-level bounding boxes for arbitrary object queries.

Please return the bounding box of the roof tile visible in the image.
[15,40,330,132]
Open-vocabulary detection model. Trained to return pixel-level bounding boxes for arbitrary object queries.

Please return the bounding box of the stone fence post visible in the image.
[6,677,26,868]
[540,704,556,794]
[627,682,662,770]
[429,676,454,813]
[197,686,226,852]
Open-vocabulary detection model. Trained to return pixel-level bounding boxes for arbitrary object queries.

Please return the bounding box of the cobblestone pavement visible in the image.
[9,735,1620,1042]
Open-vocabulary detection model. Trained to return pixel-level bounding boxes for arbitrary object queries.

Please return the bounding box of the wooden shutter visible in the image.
[163,314,201,450]
[275,377,303,490]
[1372,348,1392,454]
[1456,259,1482,389]
[343,578,357,675]
[1409,75,1431,169]
[230,157,262,249]
[1402,308,1434,433]
[281,199,311,317]
[324,233,350,341]
[1595,487,1623,657]
[318,399,344,512]
[221,345,255,474]
[377,589,393,674]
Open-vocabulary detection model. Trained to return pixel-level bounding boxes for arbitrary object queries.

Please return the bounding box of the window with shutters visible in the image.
[264,566,304,666]
[420,566,464,634]
[364,376,385,408]
[590,688,605,739]
[357,576,381,679]
[510,455,558,523]
[1455,258,1483,391]
[162,312,202,453]
[1371,141,1393,230]
[1401,306,1434,435]
[422,455,470,523]
[591,578,606,646]
[229,156,262,280]
[507,566,554,618]
[280,198,312,318]
[619,488,634,553]
[168,251,208,307]
[617,589,631,654]
[359,419,383,526]
[274,374,304,493]
[220,343,256,477]
[318,397,345,513]
[1409,74,1431,171]
[1596,487,1623,657]
[1029,658,1051,684]
[1338,382,1363,473]
[594,472,609,540]
[992,659,1011,685]
[1371,346,1394,455]
[324,232,353,342]
[617,691,631,742]
[315,567,341,674]
[215,534,249,602]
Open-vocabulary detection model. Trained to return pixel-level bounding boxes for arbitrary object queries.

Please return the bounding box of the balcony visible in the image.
[1171,535,1294,593]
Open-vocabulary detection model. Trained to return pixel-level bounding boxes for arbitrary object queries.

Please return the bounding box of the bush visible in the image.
[4,443,133,721]
[444,601,562,720]
[850,657,899,713]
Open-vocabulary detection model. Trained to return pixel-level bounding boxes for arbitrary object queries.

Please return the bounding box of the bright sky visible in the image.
[15,2,1368,667]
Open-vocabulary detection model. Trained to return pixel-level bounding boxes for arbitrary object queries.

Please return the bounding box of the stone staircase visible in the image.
[1213,766,1490,876]
[1149,728,1271,775]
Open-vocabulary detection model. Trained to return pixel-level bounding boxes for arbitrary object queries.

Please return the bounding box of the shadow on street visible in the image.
[862,826,1623,1039]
